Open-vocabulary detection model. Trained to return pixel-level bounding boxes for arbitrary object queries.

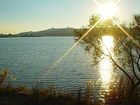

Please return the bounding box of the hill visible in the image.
[0,28,75,37]
[17,28,75,37]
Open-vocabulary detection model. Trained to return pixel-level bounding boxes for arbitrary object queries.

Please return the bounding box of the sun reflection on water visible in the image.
[102,36,114,55]
[100,35,114,88]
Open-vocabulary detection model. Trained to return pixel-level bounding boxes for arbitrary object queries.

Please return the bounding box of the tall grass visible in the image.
[0,69,140,105]
[0,69,8,87]
[104,76,140,105]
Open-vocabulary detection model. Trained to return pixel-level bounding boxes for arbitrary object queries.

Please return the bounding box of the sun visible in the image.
[100,2,118,19]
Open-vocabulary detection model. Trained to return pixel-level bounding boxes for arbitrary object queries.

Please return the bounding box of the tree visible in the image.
[75,15,140,105]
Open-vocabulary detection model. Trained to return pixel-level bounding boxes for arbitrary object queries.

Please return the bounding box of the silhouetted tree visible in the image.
[75,15,140,105]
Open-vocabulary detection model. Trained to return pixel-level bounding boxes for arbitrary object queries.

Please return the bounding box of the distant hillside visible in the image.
[0,28,75,37]
[17,28,75,37]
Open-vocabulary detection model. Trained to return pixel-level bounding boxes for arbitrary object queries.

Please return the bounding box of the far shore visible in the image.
[0,35,74,38]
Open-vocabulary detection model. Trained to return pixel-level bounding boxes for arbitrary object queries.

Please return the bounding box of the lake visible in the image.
[0,36,113,98]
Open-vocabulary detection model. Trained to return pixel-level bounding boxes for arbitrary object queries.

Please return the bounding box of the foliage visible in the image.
[75,14,140,105]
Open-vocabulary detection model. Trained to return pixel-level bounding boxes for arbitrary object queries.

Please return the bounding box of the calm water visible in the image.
[0,36,115,99]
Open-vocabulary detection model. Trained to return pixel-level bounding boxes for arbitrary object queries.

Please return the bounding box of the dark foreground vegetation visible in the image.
[0,70,140,105]
[0,70,100,105]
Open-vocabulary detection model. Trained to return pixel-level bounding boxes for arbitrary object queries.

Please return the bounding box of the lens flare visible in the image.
[100,2,118,19]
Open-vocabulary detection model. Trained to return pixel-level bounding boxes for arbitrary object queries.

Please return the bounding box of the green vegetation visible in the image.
[75,14,140,105]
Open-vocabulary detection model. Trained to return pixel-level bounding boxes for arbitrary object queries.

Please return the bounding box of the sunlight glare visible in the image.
[102,36,114,54]
[100,58,113,84]
[100,35,114,86]
[100,2,118,19]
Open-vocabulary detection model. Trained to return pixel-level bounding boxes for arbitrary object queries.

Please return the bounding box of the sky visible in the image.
[0,0,140,34]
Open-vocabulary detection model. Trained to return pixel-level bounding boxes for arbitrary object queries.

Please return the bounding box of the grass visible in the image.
[0,70,140,105]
